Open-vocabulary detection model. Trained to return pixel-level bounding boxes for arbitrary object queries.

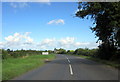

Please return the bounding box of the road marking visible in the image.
[66,57,68,59]
[69,64,73,75]
[65,56,73,75]
[65,57,70,63]
[67,59,70,63]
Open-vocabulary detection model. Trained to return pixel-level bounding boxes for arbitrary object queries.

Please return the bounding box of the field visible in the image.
[2,54,56,80]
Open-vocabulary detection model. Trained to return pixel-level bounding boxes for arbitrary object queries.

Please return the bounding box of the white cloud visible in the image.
[58,37,98,49]
[0,33,98,50]
[58,37,75,48]
[3,0,50,2]
[4,32,33,43]
[9,1,50,9]
[5,33,20,42]
[10,2,29,8]
[32,0,50,2]
[36,37,98,50]
[10,3,17,8]
[0,42,4,49]
[47,19,65,25]
[1,32,33,49]
[37,38,56,49]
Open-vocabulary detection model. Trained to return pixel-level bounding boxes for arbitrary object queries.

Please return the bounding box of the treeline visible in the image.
[1,49,54,59]
[0,48,97,60]
[54,48,120,61]
[54,48,97,56]
[1,47,119,62]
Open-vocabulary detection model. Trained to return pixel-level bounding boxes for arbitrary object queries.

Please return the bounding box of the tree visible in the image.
[67,50,74,54]
[7,49,11,53]
[57,48,66,54]
[76,2,120,60]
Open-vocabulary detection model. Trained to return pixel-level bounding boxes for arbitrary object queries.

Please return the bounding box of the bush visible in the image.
[73,48,98,57]
[57,48,66,54]
[96,43,117,60]
[1,49,44,59]
[2,49,10,59]
[67,50,74,54]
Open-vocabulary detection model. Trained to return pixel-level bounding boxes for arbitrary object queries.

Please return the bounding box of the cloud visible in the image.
[3,0,50,2]
[0,33,98,50]
[58,37,98,49]
[32,0,50,2]
[36,37,98,50]
[10,2,29,8]
[37,38,57,49]
[58,37,75,48]
[4,32,33,43]
[9,1,50,9]
[47,19,65,25]
[1,32,34,49]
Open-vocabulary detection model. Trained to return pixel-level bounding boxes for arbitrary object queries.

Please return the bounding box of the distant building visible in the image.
[42,52,49,55]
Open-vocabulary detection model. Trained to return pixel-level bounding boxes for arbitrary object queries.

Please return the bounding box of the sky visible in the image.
[1,2,99,50]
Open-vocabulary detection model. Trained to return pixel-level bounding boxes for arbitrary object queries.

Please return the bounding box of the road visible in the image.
[13,54,118,80]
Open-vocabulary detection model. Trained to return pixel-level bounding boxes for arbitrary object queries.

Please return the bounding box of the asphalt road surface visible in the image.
[13,54,118,80]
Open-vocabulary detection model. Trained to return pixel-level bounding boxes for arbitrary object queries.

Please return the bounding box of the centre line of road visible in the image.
[69,64,73,75]
[67,59,70,63]
[65,56,73,75]
[66,57,70,63]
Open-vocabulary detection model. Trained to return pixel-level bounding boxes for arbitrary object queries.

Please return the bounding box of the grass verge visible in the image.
[69,54,119,69]
[2,54,56,80]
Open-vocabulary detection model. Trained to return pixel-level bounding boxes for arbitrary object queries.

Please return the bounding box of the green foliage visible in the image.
[1,49,51,59]
[67,50,74,54]
[73,48,97,56]
[76,2,120,60]
[54,48,66,54]
[97,43,117,60]
[2,49,11,59]
[47,50,54,54]
[78,55,120,69]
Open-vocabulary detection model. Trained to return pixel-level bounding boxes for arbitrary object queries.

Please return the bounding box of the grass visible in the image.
[69,54,120,69]
[2,54,56,80]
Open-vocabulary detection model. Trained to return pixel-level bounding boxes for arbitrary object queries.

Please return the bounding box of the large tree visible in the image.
[76,2,120,60]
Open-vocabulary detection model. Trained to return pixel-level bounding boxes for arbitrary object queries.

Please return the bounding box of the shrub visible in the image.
[2,49,10,59]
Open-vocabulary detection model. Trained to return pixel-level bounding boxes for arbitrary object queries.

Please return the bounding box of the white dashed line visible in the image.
[69,64,73,75]
[67,59,70,63]
[65,56,73,75]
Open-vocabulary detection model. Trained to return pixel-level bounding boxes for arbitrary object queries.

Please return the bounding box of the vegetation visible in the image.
[76,2,120,61]
[54,48,66,54]
[77,55,120,69]
[2,54,55,80]
[73,48,97,56]
[2,49,55,80]
[1,49,54,60]
[54,48,119,69]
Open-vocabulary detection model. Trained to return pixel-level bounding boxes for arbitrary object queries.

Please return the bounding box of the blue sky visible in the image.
[1,2,98,50]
